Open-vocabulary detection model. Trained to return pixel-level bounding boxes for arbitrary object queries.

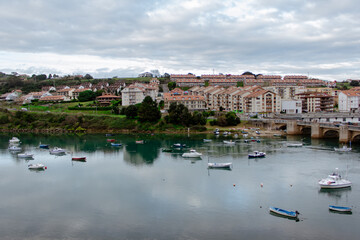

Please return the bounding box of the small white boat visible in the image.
[318,170,351,189]
[208,162,232,169]
[173,143,186,148]
[287,143,303,147]
[18,153,34,158]
[49,147,66,154]
[223,140,235,145]
[203,139,212,142]
[9,146,21,151]
[214,131,219,135]
[334,145,352,152]
[182,149,202,158]
[9,137,20,144]
[248,151,266,158]
[329,205,352,213]
[269,207,299,218]
[28,163,46,170]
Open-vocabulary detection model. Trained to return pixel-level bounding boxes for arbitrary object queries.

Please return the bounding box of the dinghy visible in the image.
[18,153,34,158]
[269,207,299,218]
[248,151,266,158]
[182,149,202,158]
[28,163,46,170]
[208,162,232,169]
[329,205,352,213]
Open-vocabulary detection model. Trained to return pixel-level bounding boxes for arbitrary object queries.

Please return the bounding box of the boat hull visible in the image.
[269,207,298,218]
[329,205,352,212]
[319,183,352,189]
[72,157,86,161]
[208,163,232,169]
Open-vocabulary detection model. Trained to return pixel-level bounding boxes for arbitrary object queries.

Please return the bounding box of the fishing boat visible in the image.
[203,139,212,142]
[28,163,46,170]
[223,140,235,145]
[329,205,352,213]
[287,143,303,147]
[162,148,173,152]
[208,162,232,169]
[248,151,266,158]
[18,153,34,158]
[8,146,21,151]
[334,145,352,152]
[72,156,87,161]
[269,207,299,218]
[182,149,202,158]
[135,140,144,144]
[9,137,20,144]
[49,147,66,155]
[110,143,122,147]
[39,144,49,149]
[107,139,116,142]
[318,170,352,189]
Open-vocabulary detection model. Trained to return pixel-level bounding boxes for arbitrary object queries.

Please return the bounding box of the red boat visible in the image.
[135,140,144,144]
[107,139,116,142]
[72,156,87,161]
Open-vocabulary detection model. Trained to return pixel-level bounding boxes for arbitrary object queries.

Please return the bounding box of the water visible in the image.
[0,133,359,240]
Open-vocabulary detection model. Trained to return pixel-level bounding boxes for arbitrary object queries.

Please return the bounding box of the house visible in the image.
[338,90,360,113]
[4,90,22,101]
[96,93,121,106]
[56,87,75,101]
[281,99,302,114]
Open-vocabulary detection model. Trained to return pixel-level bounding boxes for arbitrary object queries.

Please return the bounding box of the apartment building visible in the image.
[338,90,360,113]
[281,99,302,114]
[244,79,264,86]
[208,79,237,87]
[296,92,334,112]
[243,90,281,113]
[264,86,306,99]
[176,78,205,87]
[121,83,159,106]
[163,89,206,111]
[170,73,196,81]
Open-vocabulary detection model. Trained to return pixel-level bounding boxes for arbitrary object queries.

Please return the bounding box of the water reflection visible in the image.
[318,188,352,199]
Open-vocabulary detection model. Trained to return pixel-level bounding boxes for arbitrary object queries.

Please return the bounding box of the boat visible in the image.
[72,156,87,161]
[244,139,249,143]
[28,163,46,170]
[182,149,202,158]
[269,207,299,218]
[287,143,303,147]
[223,131,228,135]
[234,134,239,138]
[273,134,282,137]
[318,170,352,189]
[8,146,21,151]
[162,148,173,152]
[49,147,66,154]
[255,131,260,134]
[173,143,186,148]
[203,139,212,142]
[107,139,116,142]
[329,205,352,213]
[248,151,266,158]
[105,133,115,137]
[136,140,144,144]
[39,144,49,149]
[208,162,232,169]
[334,145,352,152]
[110,143,122,147]
[223,140,236,145]
[18,153,34,158]
[9,137,20,144]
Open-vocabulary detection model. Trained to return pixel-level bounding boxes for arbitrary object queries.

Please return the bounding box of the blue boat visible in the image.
[269,207,299,218]
[329,205,352,213]
[111,143,122,147]
[39,144,49,149]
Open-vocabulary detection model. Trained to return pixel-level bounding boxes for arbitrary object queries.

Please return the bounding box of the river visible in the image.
[0,133,359,240]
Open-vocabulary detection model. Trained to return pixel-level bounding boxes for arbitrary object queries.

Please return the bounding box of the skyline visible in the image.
[1,0,360,80]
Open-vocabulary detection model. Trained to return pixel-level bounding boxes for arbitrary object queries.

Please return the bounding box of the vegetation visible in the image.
[138,96,161,123]
[210,112,240,127]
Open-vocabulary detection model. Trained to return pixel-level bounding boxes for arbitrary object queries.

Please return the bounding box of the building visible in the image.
[264,86,306,99]
[163,89,206,111]
[39,95,66,102]
[176,78,205,87]
[170,73,196,82]
[56,87,75,101]
[121,83,159,106]
[338,90,360,113]
[243,89,281,113]
[96,93,121,106]
[72,88,92,99]
[296,92,334,112]
[208,79,237,87]
[281,99,302,114]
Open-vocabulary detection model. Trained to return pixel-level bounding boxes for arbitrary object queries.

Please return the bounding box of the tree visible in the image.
[84,74,93,80]
[225,112,240,126]
[350,80,359,87]
[192,111,206,125]
[36,74,47,81]
[168,82,176,91]
[167,103,192,126]
[125,105,138,119]
[78,90,97,102]
[138,96,161,122]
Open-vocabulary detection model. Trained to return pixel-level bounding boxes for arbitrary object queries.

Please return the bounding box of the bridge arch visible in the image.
[351,133,360,143]
[300,126,311,135]
[323,129,339,138]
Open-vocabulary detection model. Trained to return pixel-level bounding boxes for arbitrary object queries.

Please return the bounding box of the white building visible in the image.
[281,99,302,114]
[338,90,360,113]
[121,83,158,106]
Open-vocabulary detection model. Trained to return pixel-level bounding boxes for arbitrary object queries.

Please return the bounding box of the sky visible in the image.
[0,0,359,80]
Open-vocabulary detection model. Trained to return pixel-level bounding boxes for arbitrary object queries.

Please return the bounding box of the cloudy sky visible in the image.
[0,0,359,80]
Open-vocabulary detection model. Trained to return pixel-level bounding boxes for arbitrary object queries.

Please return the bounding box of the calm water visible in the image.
[0,133,360,240]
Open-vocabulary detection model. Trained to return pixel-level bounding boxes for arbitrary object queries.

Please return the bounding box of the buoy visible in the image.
[233,184,236,187]
[290,184,293,187]
[45,166,47,169]
[260,183,263,187]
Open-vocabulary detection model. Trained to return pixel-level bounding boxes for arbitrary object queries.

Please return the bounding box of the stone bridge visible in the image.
[248,119,360,143]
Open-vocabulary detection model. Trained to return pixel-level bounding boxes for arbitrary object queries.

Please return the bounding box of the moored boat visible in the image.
[208,162,232,169]
[111,143,122,147]
[287,143,303,147]
[72,156,87,161]
[49,147,66,154]
[203,139,212,142]
[107,139,116,142]
[182,149,202,158]
[318,170,351,189]
[269,207,299,218]
[223,140,235,145]
[136,140,144,144]
[248,151,266,158]
[39,144,49,149]
[28,163,46,170]
[9,137,20,144]
[162,148,173,152]
[173,143,186,148]
[334,145,352,152]
[9,146,21,151]
[329,205,352,213]
[18,153,34,158]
